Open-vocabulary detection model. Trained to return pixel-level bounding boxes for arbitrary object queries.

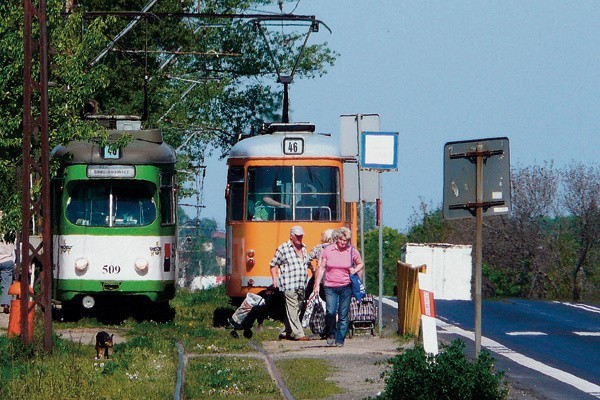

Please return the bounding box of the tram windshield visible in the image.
[66,181,156,227]
[246,166,340,221]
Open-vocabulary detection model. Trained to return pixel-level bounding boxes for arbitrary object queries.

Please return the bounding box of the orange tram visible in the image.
[225,123,358,304]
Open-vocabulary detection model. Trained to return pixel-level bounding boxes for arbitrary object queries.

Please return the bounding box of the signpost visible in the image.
[340,115,399,336]
[443,137,510,355]
[340,114,380,262]
[361,130,398,335]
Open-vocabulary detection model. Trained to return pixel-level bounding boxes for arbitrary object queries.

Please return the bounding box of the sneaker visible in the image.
[326,337,335,346]
[335,342,344,347]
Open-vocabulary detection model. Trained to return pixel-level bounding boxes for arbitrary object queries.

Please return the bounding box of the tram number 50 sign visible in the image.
[283,138,304,155]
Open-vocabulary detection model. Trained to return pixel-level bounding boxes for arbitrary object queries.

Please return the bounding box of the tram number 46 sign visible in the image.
[283,138,304,155]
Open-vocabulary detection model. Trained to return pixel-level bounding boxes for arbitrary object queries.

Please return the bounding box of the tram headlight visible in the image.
[247,250,255,258]
[74,257,89,272]
[82,295,95,309]
[135,257,149,273]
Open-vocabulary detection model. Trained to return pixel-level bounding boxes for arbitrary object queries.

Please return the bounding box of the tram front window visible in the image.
[66,181,156,227]
[246,166,339,221]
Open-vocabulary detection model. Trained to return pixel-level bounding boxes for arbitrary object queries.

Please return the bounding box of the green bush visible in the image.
[377,340,508,400]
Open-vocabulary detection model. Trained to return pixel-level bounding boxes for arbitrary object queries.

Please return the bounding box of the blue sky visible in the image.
[190,1,600,232]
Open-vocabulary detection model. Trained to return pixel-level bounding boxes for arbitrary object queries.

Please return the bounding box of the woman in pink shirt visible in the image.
[311,227,364,346]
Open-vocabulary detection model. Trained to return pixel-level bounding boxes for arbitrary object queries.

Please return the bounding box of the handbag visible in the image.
[349,246,366,301]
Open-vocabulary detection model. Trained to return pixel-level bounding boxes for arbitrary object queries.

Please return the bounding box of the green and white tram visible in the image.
[51,126,177,314]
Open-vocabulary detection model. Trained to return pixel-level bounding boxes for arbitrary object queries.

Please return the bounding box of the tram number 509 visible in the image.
[103,265,121,274]
[283,138,304,155]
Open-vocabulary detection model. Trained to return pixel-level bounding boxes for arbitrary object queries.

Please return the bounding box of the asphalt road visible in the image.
[380,297,600,400]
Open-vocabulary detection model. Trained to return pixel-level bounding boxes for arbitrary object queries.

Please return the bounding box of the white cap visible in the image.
[290,226,304,236]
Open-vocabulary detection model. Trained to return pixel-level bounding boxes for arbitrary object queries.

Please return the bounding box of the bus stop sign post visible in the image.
[340,114,380,272]
[443,137,510,356]
[360,130,399,336]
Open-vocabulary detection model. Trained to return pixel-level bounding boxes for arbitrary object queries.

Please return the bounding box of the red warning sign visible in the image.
[419,289,436,317]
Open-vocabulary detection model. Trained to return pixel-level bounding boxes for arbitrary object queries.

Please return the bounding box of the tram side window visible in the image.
[247,166,292,221]
[227,167,244,222]
[160,172,176,225]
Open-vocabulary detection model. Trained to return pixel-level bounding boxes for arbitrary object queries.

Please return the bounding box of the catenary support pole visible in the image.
[378,172,383,335]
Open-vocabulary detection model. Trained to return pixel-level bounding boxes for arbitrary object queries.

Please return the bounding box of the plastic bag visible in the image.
[231,292,265,328]
[350,273,366,301]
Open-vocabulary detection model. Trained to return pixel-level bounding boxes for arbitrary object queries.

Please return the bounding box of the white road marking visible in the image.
[506,331,547,336]
[382,297,600,398]
[381,297,399,309]
[554,301,600,314]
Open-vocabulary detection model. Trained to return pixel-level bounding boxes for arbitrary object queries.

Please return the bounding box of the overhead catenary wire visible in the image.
[90,0,158,66]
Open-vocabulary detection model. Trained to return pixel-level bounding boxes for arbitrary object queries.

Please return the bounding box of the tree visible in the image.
[362,227,407,296]
[178,210,223,285]
[0,1,110,232]
[561,162,600,301]
[404,162,600,301]
[0,0,337,230]
[407,199,455,244]
[480,163,562,298]
[75,0,336,152]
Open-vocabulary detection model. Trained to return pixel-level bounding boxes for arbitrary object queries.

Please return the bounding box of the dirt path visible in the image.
[261,334,404,400]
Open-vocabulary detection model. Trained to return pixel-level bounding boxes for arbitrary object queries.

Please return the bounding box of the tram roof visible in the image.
[51,129,176,165]
[228,129,341,159]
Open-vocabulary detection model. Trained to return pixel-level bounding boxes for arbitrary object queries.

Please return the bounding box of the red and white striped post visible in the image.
[418,272,439,355]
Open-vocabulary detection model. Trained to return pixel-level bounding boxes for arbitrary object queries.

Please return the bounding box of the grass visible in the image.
[0,286,345,399]
[185,356,280,399]
[276,358,344,399]
[0,333,177,400]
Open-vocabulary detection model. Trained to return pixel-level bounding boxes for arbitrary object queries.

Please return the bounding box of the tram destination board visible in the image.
[443,137,511,220]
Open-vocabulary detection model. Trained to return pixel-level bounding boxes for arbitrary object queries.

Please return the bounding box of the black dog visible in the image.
[95,331,114,359]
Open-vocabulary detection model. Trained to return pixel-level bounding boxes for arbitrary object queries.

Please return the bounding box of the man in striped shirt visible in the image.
[270,225,310,341]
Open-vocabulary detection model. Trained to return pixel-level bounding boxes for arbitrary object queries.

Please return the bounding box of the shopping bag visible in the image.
[301,295,317,328]
[350,273,366,301]
[349,294,377,322]
[309,297,326,336]
[230,292,265,328]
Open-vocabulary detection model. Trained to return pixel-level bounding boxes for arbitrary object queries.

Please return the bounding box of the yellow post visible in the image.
[396,261,426,336]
